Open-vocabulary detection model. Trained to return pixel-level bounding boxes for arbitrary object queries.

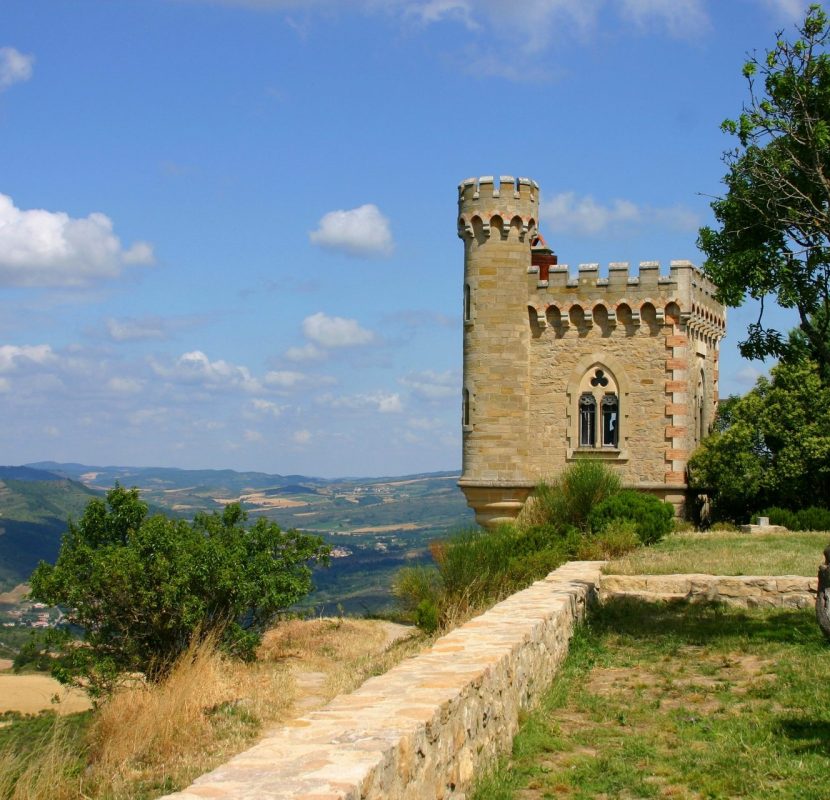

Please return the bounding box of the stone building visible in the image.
[457,175,726,528]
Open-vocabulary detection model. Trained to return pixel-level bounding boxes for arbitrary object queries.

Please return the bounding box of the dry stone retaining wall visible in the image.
[159,561,604,800]
[600,573,817,608]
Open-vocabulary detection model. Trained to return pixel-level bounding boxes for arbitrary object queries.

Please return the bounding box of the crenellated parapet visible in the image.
[457,175,539,241]
[526,259,726,345]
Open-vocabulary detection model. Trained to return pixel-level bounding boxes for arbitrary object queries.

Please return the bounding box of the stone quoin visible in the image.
[457,175,726,527]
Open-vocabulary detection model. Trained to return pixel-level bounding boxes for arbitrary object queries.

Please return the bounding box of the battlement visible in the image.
[526,259,725,335]
[458,175,539,241]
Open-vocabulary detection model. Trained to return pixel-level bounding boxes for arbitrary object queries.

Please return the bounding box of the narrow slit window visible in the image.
[601,395,619,447]
[579,393,596,447]
[462,388,470,427]
[463,283,471,322]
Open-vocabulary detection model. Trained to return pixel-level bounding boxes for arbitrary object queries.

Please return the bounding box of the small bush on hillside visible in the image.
[588,490,673,546]
[524,460,621,533]
[29,486,329,697]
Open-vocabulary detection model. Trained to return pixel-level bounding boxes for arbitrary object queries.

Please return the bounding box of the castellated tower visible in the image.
[458,175,726,528]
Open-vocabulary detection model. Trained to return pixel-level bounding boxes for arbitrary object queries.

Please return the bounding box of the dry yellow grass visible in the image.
[87,632,294,795]
[1,618,421,800]
[0,675,91,715]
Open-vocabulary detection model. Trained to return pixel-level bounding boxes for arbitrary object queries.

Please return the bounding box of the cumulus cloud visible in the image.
[302,312,375,348]
[292,429,312,444]
[107,376,144,394]
[106,317,168,342]
[284,343,326,362]
[0,344,55,372]
[0,47,34,91]
[0,193,155,288]
[319,391,403,414]
[399,369,458,401]
[264,369,335,390]
[250,398,285,416]
[151,350,261,393]
[540,191,700,237]
[619,0,708,35]
[309,204,394,257]
[759,0,809,21]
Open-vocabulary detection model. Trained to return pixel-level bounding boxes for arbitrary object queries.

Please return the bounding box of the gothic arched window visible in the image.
[579,393,596,446]
[576,366,620,451]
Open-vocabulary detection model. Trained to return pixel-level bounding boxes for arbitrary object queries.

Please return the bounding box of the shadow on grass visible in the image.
[777,718,830,756]
[592,596,826,649]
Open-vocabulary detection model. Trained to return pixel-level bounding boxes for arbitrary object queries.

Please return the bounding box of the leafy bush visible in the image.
[524,460,621,533]
[758,506,830,531]
[588,490,673,546]
[394,525,572,632]
[29,486,329,696]
[576,519,640,560]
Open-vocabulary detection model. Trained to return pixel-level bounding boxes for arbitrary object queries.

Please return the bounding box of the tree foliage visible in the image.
[688,355,830,521]
[698,5,830,380]
[29,486,329,696]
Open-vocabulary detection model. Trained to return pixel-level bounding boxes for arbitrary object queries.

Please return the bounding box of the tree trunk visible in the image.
[817,544,830,642]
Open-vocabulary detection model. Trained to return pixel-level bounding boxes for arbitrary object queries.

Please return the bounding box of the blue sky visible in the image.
[0,0,810,477]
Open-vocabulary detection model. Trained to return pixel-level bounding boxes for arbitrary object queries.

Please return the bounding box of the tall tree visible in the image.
[698,4,830,381]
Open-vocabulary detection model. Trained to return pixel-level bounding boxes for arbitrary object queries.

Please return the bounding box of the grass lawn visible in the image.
[606,530,828,577]
[473,599,830,800]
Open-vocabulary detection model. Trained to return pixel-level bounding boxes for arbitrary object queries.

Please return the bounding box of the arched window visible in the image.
[602,395,619,447]
[579,393,596,446]
[576,366,620,451]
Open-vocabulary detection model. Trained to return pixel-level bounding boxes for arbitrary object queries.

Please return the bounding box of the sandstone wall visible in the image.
[600,573,818,608]
[159,561,604,800]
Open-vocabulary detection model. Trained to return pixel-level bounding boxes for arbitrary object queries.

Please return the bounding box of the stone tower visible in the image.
[458,175,726,528]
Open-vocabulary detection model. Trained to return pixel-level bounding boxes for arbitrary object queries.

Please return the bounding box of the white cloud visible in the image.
[540,191,699,237]
[309,203,394,257]
[264,370,307,388]
[250,398,285,416]
[320,391,404,414]
[0,344,55,372]
[106,317,167,342]
[302,312,375,348]
[244,429,264,442]
[619,0,708,36]
[759,0,809,21]
[399,369,458,400]
[151,350,261,393]
[292,429,312,444]
[0,193,155,288]
[107,376,144,394]
[284,342,326,362]
[0,47,34,91]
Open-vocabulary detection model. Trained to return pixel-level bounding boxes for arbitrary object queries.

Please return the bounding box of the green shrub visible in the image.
[709,521,740,532]
[415,599,440,634]
[794,507,830,531]
[577,519,640,559]
[526,460,621,533]
[758,506,830,531]
[391,565,441,614]
[588,490,673,546]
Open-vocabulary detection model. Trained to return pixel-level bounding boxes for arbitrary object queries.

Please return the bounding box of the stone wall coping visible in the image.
[159,561,605,800]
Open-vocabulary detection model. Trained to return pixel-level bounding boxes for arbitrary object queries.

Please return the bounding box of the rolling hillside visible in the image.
[4,463,475,609]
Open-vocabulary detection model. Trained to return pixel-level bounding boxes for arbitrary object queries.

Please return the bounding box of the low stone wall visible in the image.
[160,561,604,800]
[601,573,817,608]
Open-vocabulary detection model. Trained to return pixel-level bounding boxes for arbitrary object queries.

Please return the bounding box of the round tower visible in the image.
[457,175,539,527]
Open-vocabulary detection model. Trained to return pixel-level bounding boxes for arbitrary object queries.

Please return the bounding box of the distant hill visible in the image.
[4,462,474,608]
[0,472,101,591]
